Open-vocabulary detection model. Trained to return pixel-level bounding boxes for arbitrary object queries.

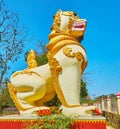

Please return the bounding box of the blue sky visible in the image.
[4,0,120,98]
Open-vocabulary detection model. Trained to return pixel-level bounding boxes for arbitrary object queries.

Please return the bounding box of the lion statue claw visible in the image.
[8,10,87,116]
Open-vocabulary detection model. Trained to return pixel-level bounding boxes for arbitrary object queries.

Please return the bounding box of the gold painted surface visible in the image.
[0,118,106,123]
[62,11,74,16]
[35,92,55,106]
[46,33,85,58]
[35,78,55,106]
[63,47,76,58]
[27,49,38,68]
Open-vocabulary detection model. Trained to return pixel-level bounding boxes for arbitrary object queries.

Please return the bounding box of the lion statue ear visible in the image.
[53,9,62,19]
[57,9,62,15]
[51,10,62,34]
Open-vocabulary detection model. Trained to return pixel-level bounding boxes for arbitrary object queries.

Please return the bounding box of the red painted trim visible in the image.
[0,119,106,129]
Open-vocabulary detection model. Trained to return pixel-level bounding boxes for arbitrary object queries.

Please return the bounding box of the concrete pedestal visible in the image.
[0,115,106,129]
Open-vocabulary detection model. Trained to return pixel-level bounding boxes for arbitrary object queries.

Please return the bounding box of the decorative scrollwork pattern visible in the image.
[63,47,84,61]
[63,47,87,74]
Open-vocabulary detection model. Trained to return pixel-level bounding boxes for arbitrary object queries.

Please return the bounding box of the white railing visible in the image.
[99,94,120,115]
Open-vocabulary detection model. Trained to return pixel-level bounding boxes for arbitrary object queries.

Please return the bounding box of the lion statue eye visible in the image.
[73,12,77,16]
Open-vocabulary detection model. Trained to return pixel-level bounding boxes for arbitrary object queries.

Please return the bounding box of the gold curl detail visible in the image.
[63,47,87,74]
[12,69,45,80]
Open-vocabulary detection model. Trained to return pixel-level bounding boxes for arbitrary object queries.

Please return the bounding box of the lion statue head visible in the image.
[50,10,87,40]
[46,10,87,54]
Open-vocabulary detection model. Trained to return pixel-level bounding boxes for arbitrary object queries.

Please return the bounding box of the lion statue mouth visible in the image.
[72,20,86,31]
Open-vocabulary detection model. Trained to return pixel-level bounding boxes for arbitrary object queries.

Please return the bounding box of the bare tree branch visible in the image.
[0,0,27,84]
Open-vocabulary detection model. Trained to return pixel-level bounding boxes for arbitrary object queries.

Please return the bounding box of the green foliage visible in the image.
[115,115,120,129]
[0,84,15,108]
[106,114,120,129]
[80,79,88,98]
[44,94,61,108]
[80,79,88,104]
[95,94,116,102]
[25,114,74,129]
[36,53,48,66]
[2,108,18,115]
[0,83,15,115]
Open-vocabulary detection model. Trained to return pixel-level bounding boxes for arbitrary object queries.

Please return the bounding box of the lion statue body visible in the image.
[8,10,88,116]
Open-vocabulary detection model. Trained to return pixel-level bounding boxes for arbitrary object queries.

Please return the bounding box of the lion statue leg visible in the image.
[10,70,50,116]
[48,45,88,116]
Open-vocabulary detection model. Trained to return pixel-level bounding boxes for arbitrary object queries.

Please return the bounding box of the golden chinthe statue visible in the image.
[8,10,88,116]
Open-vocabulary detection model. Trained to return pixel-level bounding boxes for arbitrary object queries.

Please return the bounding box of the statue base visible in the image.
[0,114,106,129]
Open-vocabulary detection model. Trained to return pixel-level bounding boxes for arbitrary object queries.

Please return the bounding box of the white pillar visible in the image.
[101,98,105,111]
[116,92,120,115]
[106,96,111,112]
[97,101,102,113]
